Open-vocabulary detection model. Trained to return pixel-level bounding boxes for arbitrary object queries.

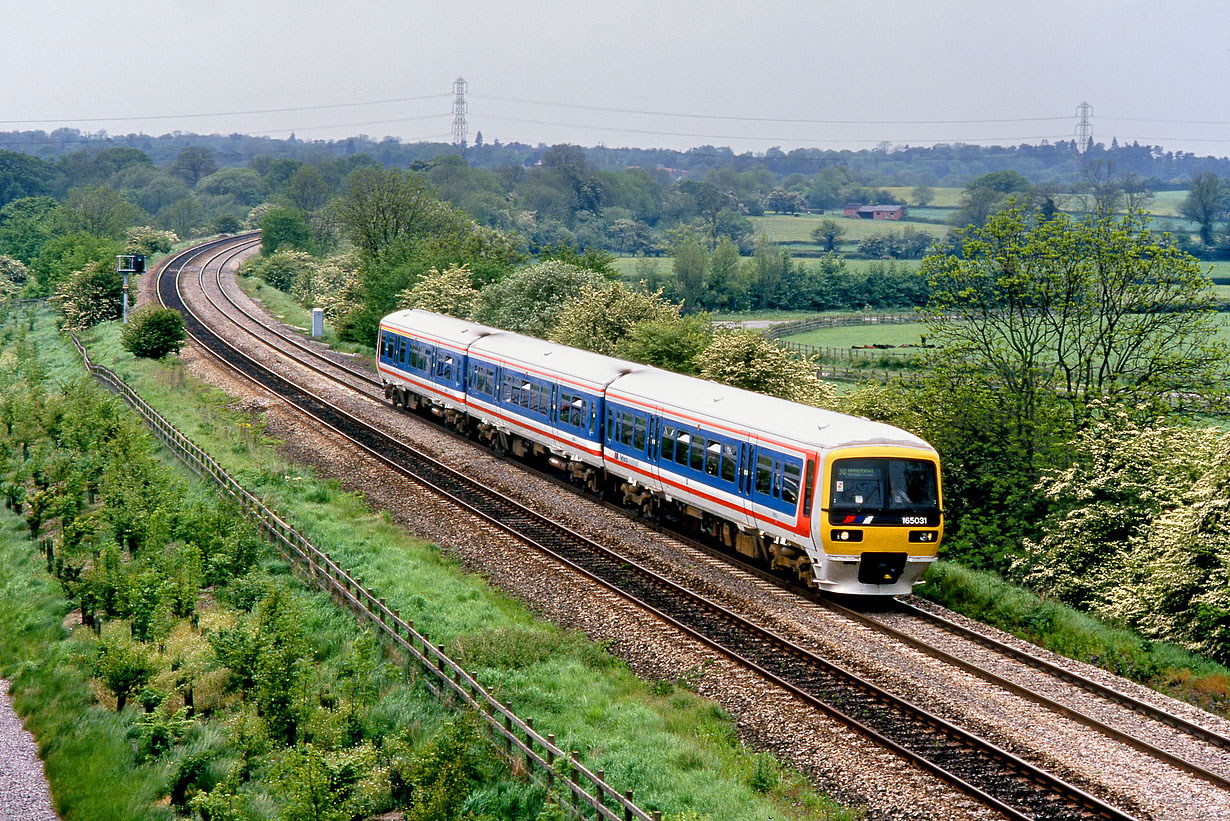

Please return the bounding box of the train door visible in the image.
[749,442,785,530]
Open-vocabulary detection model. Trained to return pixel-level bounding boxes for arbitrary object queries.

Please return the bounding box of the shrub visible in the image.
[125,225,179,256]
[94,634,155,711]
[121,305,187,358]
[53,260,123,331]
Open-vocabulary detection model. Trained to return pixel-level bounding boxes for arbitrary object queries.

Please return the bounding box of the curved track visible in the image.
[154,235,1230,820]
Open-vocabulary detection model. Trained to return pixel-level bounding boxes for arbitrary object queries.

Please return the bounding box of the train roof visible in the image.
[607,368,932,453]
[381,309,504,350]
[469,332,644,392]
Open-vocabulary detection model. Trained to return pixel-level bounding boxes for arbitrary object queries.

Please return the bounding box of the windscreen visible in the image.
[830,458,938,512]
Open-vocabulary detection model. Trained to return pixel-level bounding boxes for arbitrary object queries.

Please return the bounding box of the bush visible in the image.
[125,225,178,256]
[121,305,187,358]
[53,260,123,330]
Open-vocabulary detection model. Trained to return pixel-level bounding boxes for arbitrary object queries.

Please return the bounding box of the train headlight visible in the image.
[830,529,863,543]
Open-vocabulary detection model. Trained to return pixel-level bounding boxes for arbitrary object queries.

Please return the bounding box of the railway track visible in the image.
[153,234,1229,819]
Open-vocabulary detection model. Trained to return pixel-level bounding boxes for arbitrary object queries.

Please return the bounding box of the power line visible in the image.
[477,113,1071,145]
[476,93,1069,125]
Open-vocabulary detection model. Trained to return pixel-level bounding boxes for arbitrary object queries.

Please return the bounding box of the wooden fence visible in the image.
[761,313,920,340]
[68,334,661,821]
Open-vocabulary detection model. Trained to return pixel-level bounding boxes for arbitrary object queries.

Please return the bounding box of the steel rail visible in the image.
[163,238,1140,821]
[204,237,1230,790]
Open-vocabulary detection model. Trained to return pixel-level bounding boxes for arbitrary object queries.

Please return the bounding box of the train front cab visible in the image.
[811,445,942,596]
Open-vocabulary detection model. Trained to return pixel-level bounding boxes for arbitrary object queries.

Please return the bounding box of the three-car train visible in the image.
[377,309,943,596]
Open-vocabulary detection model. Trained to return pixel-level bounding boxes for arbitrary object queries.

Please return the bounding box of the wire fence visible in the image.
[68,333,662,821]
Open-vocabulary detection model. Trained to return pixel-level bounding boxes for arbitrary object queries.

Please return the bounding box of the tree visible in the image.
[921,207,1227,432]
[695,329,835,407]
[170,146,218,186]
[949,186,1007,228]
[810,219,845,252]
[335,167,452,260]
[260,206,313,254]
[912,185,935,207]
[396,264,479,319]
[0,149,60,208]
[61,185,145,238]
[472,261,604,336]
[0,196,60,264]
[284,165,333,214]
[763,188,806,214]
[35,233,123,294]
[549,282,680,355]
[615,314,714,374]
[121,306,187,359]
[194,168,267,206]
[1180,171,1224,247]
[94,635,154,711]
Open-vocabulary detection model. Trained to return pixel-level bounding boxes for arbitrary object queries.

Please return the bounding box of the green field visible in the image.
[751,214,950,246]
[881,186,964,208]
[784,310,1230,348]
[783,321,930,348]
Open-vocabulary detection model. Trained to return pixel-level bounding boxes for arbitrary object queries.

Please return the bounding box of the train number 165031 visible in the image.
[901,516,928,525]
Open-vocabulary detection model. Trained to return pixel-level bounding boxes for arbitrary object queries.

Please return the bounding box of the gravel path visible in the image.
[0,680,58,821]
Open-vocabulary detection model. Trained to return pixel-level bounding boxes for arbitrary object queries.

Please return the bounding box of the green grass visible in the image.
[751,214,950,246]
[881,187,964,208]
[783,321,929,348]
[917,563,1230,714]
[26,309,856,820]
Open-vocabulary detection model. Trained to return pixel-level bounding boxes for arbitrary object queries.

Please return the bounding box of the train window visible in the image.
[721,442,738,483]
[570,397,584,427]
[519,382,531,408]
[620,412,635,446]
[675,432,690,465]
[502,374,513,403]
[633,416,647,451]
[437,355,454,382]
[705,442,721,476]
[558,391,572,425]
[661,425,676,461]
[773,461,783,497]
[606,407,614,440]
[690,436,705,471]
[755,455,774,495]
[782,462,801,505]
[529,383,540,413]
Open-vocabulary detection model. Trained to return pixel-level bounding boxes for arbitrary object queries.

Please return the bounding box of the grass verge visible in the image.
[917,562,1230,716]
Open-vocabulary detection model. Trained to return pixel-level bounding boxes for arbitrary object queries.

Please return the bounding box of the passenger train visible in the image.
[377,309,943,596]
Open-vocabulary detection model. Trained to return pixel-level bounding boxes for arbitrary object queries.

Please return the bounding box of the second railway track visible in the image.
[152,234,1230,820]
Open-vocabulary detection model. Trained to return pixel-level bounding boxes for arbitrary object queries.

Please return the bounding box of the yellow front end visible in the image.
[810,445,943,596]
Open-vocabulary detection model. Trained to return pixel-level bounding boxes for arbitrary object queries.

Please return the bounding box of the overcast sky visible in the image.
[5,0,1229,156]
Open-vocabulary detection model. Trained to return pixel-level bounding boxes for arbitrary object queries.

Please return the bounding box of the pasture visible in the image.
[881,186,964,207]
[751,213,951,245]
[783,310,1230,348]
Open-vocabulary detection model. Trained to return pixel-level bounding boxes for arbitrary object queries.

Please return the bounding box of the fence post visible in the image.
[546,735,555,787]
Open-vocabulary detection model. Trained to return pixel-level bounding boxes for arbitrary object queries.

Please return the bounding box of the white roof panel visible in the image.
[381,309,505,350]
[608,369,931,453]
[470,332,643,391]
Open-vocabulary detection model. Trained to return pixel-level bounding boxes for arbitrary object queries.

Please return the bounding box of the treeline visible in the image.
[9,127,1230,186]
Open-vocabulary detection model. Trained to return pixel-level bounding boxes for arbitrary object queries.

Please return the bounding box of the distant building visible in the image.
[842,204,906,220]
